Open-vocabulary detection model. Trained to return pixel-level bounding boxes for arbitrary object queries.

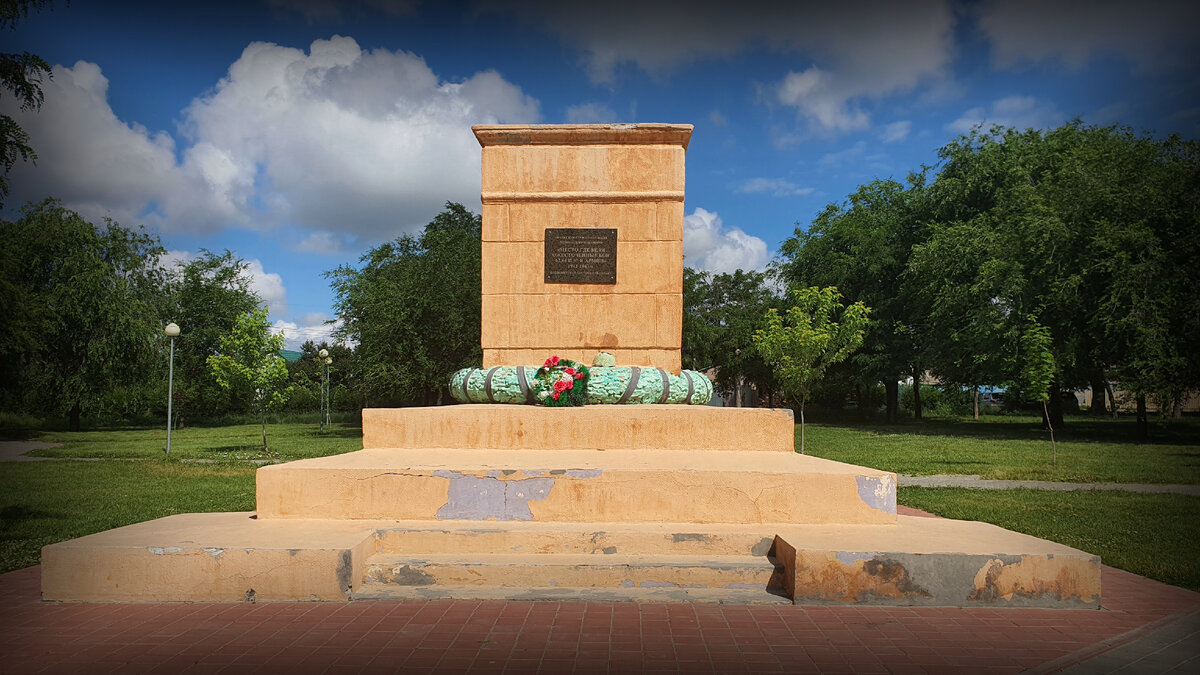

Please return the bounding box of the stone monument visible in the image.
[40,124,1101,608]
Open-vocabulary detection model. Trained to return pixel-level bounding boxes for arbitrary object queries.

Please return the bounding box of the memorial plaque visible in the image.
[544,228,617,284]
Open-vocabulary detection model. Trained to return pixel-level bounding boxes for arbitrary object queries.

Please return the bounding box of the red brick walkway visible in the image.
[1,559,1197,674]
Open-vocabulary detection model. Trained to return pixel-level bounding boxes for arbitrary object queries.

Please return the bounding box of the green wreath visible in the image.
[532,356,590,407]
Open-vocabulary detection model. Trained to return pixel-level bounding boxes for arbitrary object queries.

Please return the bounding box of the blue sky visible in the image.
[4,0,1198,348]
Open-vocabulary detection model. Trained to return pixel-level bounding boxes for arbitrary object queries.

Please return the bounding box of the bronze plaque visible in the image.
[544,228,617,284]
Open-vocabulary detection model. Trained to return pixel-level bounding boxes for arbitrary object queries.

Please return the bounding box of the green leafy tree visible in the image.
[0,199,166,429]
[164,250,261,423]
[328,202,481,405]
[753,286,869,453]
[682,267,780,406]
[1015,317,1057,463]
[1,0,54,207]
[208,308,290,453]
[775,176,930,422]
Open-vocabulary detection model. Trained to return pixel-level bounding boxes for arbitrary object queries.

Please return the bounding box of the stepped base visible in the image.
[255,448,898,524]
[41,514,1100,608]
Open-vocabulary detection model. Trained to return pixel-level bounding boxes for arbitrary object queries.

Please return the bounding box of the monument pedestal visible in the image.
[42,405,1099,607]
[40,125,1099,607]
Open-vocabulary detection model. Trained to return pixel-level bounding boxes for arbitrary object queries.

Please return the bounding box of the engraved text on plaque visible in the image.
[544,228,617,284]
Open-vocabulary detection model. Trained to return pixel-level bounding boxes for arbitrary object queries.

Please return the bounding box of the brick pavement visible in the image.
[1,557,1197,674]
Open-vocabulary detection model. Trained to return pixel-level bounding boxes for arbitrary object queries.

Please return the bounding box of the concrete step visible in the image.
[371,520,780,557]
[362,405,796,453]
[352,584,794,604]
[360,552,785,595]
[256,447,897,525]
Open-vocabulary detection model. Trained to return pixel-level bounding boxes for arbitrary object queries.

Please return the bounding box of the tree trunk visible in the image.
[1171,395,1182,419]
[799,404,806,455]
[885,380,898,424]
[69,402,81,432]
[973,385,980,420]
[1107,382,1117,419]
[1089,375,1108,416]
[912,371,923,420]
[1136,395,1148,441]
[1045,384,1065,430]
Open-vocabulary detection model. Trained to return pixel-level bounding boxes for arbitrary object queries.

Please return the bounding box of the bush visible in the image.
[900,384,974,417]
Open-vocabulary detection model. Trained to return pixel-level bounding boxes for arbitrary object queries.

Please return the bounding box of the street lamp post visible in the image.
[318,349,329,431]
[324,356,333,429]
[164,322,180,456]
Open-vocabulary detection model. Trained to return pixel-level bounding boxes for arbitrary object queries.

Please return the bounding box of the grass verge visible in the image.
[25,422,363,462]
[899,487,1200,592]
[805,415,1200,484]
[0,461,256,573]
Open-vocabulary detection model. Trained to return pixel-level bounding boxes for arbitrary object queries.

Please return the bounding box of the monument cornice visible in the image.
[473,123,693,150]
[481,190,685,204]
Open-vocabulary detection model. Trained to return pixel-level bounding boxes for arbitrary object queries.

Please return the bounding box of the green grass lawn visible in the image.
[25,421,364,462]
[899,487,1200,592]
[802,415,1200,484]
[1,461,257,573]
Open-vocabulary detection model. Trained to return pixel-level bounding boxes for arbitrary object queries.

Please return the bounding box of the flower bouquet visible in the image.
[532,355,589,407]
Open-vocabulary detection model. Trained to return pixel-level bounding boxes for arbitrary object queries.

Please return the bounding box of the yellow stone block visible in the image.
[362,405,795,452]
[483,293,663,349]
[482,348,681,372]
[481,145,685,194]
[500,202,660,243]
[482,240,682,295]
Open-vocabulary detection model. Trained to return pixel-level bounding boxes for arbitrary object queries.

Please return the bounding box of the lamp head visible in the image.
[164,322,181,338]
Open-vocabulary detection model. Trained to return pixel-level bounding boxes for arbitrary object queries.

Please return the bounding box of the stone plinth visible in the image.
[474,124,691,373]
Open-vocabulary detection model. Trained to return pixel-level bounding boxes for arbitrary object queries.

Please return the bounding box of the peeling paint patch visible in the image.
[387,565,435,586]
[723,583,760,589]
[672,533,710,543]
[202,547,225,559]
[855,475,897,514]
[565,469,602,478]
[147,546,182,555]
[836,551,877,565]
[751,537,774,556]
[640,581,676,588]
[602,546,617,555]
[620,579,634,588]
[434,470,555,521]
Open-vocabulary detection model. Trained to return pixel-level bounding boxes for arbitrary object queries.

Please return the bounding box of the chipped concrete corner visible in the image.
[785,547,1100,608]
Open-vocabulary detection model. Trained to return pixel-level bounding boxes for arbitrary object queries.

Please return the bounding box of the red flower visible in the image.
[552,392,560,400]
[564,367,576,376]
[553,380,568,393]
[550,355,560,366]
[565,379,574,389]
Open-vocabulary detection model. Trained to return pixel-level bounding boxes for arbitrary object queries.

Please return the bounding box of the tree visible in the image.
[775,176,930,422]
[164,250,261,424]
[208,308,290,454]
[1,0,53,207]
[0,199,166,429]
[1016,317,1057,463]
[753,286,869,454]
[328,202,481,405]
[682,267,780,406]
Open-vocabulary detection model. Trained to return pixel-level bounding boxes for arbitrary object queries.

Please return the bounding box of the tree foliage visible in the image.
[1,0,53,207]
[682,267,780,405]
[328,202,481,406]
[207,308,289,452]
[753,286,869,453]
[0,199,166,429]
[164,250,261,423]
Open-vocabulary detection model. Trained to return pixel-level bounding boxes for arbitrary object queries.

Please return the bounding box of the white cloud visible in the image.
[948,96,1065,134]
[270,316,340,351]
[245,259,288,317]
[683,207,769,274]
[2,36,540,242]
[880,120,912,143]
[565,102,618,123]
[709,110,727,126]
[293,231,348,255]
[735,178,813,197]
[489,1,955,134]
[976,0,1200,72]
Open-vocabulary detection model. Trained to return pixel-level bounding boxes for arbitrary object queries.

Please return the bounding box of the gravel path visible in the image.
[900,473,1200,495]
[0,441,62,461]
